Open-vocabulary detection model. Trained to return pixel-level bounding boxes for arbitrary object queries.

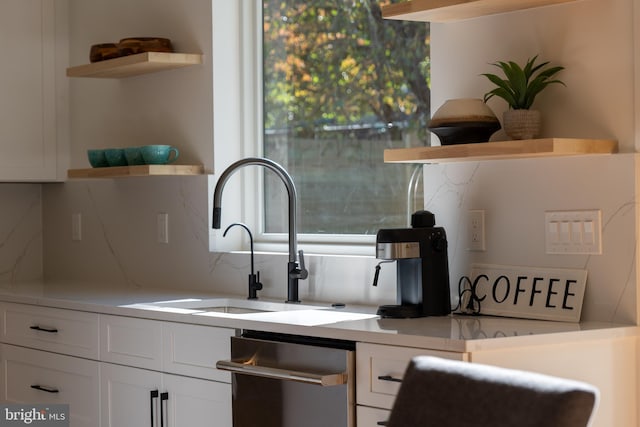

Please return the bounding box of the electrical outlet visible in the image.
[157,213,169,244]
[468,210,485,251]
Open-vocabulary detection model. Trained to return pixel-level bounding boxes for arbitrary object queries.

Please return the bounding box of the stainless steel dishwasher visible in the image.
[216,331,355,427]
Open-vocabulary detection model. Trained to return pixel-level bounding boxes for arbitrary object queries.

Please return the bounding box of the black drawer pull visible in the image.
[30,325,58,333]
[150,390,159,427]
[378,375,402,383]
[377,422,389,426]
[31,384,59,394]
[160,392,169,427]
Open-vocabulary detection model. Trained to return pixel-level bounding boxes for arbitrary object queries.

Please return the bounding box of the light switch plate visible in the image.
[545,210,602,254]
[157,213,169,244]
[72,213,82,241]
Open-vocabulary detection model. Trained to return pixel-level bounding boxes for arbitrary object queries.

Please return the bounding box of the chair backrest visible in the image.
[387,356,598,427]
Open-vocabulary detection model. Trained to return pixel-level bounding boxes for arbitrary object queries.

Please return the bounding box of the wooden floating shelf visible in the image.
[67,164,205,179]
[384,138,618,164]
[66,52,203,78]
[381,0,578,22]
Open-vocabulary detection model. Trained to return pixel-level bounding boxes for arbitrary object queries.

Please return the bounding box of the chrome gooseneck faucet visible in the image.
[212,157,308,303]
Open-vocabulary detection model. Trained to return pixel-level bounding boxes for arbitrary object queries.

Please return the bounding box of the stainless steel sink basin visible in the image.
[200,306,269,314]
[121,297,379,326]
[122,297,326,315]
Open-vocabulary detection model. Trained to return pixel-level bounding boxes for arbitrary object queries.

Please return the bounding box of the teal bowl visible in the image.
[87,149,108,168]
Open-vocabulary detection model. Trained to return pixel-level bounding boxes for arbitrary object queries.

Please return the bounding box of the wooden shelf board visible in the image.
[66,52,203,78]
[381,0,578,22]
[384,138,618,164]
[67,164,205,179]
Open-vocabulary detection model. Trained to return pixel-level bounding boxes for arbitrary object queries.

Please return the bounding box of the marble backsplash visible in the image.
[37,153,639,324]
[0,184,42,283]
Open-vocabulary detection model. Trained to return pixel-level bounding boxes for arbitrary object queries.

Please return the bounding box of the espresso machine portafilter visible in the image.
[375,211,451,318]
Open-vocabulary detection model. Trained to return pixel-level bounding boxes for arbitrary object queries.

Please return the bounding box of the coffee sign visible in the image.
[465,264,587,322]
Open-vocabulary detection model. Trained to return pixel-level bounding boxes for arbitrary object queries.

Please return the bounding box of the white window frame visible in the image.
[227,0,424,257]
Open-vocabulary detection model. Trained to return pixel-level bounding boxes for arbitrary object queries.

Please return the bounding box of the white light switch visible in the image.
[545,210,602,254]
[157,213,169,244]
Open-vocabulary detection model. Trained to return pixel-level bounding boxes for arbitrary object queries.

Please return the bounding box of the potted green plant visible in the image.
[482,55,565,140]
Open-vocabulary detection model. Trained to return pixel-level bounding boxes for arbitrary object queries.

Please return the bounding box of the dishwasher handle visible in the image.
[216,360,348,386]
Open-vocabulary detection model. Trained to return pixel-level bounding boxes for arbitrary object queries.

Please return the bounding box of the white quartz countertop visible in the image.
[0,282,635,352]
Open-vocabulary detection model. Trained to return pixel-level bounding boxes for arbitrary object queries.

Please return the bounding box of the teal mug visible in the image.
[141,145,180,165]
[104,148,127,167]
[124,147,145,165]
[87,149,108,168]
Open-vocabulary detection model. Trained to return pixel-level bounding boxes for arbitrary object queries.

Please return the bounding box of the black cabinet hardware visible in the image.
[29,325,58,333]
[30,384,59,393]
[150,390,159,427]
[160,392,169,427]
[377,422,389,426]
[377,375,402,383]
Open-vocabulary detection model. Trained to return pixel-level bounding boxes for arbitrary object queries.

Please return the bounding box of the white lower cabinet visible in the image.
[100,363,232,427]
[99,315,234,427]
[163,372,232,427]
[356,406,390,427]
[0,344,100,427]
[0,303,236,427]
[355,342,467,426]
[355,338,638,427]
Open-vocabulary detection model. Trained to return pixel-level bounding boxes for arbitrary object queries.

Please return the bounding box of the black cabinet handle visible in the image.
[160,392,169,427]
[150,390,159,427]
[377,375,402,383]
[30,384,59,394]
[30,325,58,333]
[377,422,389,426]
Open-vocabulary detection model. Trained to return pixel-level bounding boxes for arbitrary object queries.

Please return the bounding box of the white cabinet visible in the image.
[0,0,69,181]
[356,337,638,427]
[355,342,467,426]
[100,363,162,427]
[1,302,100,359]
[99,314,235,426]
[100,363,231,427]
[100,315,163,371]
[0,344,100,427]
[0,303,236,427]
[162,321,232,382]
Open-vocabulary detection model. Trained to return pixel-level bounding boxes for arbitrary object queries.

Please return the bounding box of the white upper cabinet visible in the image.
[0,0,68,181]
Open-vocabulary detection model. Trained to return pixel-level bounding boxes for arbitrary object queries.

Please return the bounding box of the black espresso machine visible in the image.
[375,210,451,318]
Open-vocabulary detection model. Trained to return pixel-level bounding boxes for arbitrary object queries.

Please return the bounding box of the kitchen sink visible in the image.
[121,297,379,326]
[121,297,327,315]
[200,306,269,314]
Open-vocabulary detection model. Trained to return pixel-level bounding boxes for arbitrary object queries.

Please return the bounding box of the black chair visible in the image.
[387,356,598,427]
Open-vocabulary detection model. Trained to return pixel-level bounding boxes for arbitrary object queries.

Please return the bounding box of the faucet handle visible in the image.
[297,250,309,280]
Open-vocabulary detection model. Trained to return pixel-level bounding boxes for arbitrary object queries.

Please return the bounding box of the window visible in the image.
[253,1,430,250]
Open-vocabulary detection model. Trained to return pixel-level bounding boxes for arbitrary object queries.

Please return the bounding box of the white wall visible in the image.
[40,0,640,323]
[67,0,214,171]
[430,0,635,150]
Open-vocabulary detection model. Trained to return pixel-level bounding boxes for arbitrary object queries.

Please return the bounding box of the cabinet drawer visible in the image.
[0,302,100,359]
[100,315,163,370]
[0,344,100,427]
[357,405,391,427]
[162,322,235,382]
[356,342,467,409]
